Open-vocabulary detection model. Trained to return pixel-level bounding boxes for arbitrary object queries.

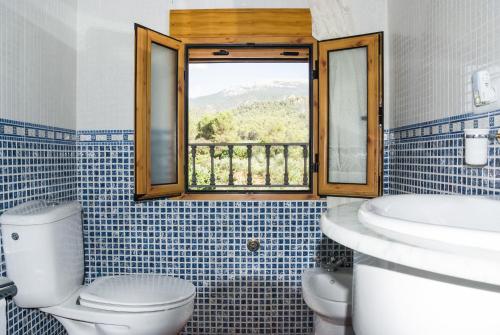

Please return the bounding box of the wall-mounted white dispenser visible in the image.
[464,129,489,166]
[472,71,497,107]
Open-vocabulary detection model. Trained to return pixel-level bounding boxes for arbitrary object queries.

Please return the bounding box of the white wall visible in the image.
[388,0,500,129]
[76,0,386,130]
[310,0,388,129]
[310,0,386,40]
[171,0,308,9]
[76,0,170,131]
[76,0,309,130]
[0,0,77,129]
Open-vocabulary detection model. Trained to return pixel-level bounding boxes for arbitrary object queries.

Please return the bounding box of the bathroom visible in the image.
[1,0,499,334]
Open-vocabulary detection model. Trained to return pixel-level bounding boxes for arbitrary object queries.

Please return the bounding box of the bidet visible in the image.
[302,267,353,335]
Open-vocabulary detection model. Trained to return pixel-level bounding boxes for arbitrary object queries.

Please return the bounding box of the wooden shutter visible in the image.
[318,33,383,197]
[135,25,185,199]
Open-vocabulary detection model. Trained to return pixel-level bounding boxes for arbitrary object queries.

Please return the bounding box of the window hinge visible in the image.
[378,105,384,125]
[313,60,319,80]
[313,153,319,173]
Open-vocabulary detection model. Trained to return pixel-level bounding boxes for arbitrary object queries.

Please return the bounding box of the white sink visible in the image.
[359,194,500,251]
[321,195,500,335]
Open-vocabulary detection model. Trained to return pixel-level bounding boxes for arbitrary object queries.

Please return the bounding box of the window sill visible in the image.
[172,193,321,201]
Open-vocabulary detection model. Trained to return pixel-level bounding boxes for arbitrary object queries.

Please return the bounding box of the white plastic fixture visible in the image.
[0,200,84,307]
[302,268,354,335]
[472,70,497,107]
[464,128,489,166]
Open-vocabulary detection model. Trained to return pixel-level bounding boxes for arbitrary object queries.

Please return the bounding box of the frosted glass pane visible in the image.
[150,43,177,185]
[328,47,367,184]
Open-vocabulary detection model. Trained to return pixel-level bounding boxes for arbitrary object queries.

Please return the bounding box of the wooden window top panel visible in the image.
[188,47,310,61]
[170,9,312,38]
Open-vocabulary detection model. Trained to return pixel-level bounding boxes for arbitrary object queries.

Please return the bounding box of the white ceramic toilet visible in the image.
[0,200,196,335]
[302,267,353,335]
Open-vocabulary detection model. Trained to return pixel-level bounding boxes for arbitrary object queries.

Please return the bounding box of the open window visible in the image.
[318,33,383,197]
[186,46,313,194]
[134,13,383,200]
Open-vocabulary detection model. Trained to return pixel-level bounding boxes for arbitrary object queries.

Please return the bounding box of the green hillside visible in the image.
[189,96,309,143]
[187,81,310,189]
[189,80,308,114]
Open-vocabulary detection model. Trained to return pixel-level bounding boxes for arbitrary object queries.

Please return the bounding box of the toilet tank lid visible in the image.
[0,200,82,226]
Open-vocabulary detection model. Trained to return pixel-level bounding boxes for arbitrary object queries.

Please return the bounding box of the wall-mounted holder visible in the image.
[0,278,17,300]
[472,70,497,108]
[464,129,500,166]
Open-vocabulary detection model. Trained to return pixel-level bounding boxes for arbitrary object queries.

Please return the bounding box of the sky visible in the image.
[188,62,309,98]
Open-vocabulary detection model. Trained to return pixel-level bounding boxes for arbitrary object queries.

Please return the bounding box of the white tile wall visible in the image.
[76,0,171,130]
[388,0,500,128]
[309,0,386,40]
[171,0,309,9]
[0,0,77,129]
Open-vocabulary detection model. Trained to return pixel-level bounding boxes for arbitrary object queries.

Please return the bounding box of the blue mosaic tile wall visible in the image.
[0,118,76,335]
[77,130,351,334]
[9,107,496,334]
[6,107,496,334]
[384,110,500,195]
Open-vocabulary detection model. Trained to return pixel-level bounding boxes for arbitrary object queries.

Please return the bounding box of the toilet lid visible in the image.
[79,274,196,312]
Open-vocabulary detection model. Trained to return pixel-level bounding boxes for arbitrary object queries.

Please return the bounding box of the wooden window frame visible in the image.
[135,25,185,200]
[178,37,320,200]
[184,44,314,195]
[134,9,383,201]
[317,32,383,197]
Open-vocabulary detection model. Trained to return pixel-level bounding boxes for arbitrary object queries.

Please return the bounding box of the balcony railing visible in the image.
[188,142,310,191]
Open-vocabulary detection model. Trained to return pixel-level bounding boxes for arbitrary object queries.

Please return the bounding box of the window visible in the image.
[134,10,383,200]
[186,47,312,193]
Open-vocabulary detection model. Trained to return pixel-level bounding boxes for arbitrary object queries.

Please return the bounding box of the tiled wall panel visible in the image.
[77,130,351,334]
[388,0,500,129]
[385,110,500,196]
[0,119,76,335]
[386,1,500,197]
[0,0,77,331]
[0,0,77,129]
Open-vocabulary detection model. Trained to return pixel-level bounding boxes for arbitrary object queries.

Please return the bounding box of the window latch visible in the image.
[213,49,229,56]
[313,59,319,80]
[313,154,319,173]
[280,51,300,56]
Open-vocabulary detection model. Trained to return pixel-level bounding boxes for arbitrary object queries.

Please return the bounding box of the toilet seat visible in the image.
[41,284,196,335]
[79,274,196,312]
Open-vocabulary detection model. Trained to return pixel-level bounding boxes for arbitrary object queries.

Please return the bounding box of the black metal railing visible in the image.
[188,142,310,190]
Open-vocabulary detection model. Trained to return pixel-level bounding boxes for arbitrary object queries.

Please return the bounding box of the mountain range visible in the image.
[189,80,308,114]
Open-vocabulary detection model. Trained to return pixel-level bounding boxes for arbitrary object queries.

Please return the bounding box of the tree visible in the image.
[195,111,236,142]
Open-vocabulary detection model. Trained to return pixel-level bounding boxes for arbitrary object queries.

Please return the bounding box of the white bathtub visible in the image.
[321,195,500,335]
